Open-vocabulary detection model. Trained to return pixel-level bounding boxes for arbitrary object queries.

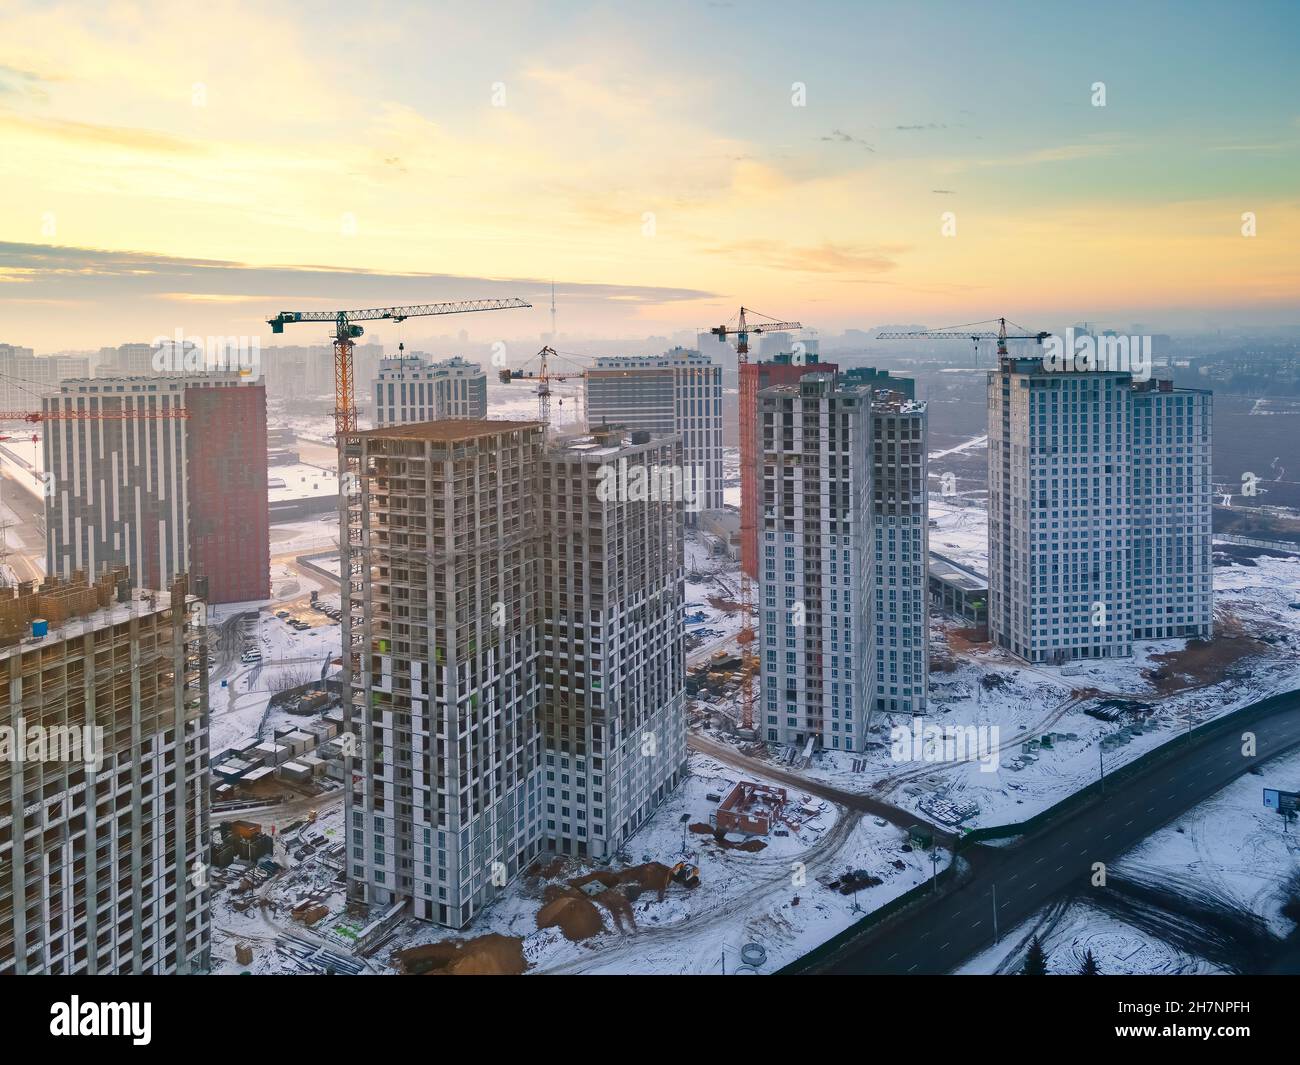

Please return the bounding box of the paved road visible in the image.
[806,690,1300,974]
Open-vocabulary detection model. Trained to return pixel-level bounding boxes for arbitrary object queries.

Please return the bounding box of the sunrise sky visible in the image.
[2,0,1298,350]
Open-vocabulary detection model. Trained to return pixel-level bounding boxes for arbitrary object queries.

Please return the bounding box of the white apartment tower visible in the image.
[758,375,873,752]
[373,353,488,426]
[0,573,210,974]
[44,377,190,593]
[540,428,687,859]
[988,358,1212,663]
[343,419,687,927]
[1130,378,1214,640]
[584,349,723,524]
[871,394,929,716]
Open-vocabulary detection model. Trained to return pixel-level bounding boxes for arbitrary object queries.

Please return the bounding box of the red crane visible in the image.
[0,406,190,442]
[0,409,189,422]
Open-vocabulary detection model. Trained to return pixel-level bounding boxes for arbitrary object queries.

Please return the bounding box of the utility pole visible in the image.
[931,846,938,893]
[1099,739,1105,795]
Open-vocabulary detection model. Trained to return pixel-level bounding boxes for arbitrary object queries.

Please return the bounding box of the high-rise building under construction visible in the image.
[0,571,210,974]
[341,419,686,928]
[738,352,837,579]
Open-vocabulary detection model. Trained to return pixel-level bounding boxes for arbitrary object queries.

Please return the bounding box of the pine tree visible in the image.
[1021,935,1048,975]
[1079,949,1101,975]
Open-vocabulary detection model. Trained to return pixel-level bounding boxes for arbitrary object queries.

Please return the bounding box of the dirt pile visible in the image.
[395,933,528,975]
[537,887,604,942]
[689,824,766,852]
[1144,632,1266,694]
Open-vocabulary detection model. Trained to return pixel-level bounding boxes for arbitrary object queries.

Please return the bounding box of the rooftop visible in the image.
[928,551,988,592]
[353,418,539,443]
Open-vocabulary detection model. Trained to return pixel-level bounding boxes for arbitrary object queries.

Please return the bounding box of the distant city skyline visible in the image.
[2,0,1299,348]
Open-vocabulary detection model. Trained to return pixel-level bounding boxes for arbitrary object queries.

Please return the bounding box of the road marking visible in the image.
[1055,865,1064,872]
[1103,833,1112,841]
[940,942,950,950]
[888,952,898,961]
[1124,820,1134,827]
[908,963,918,972]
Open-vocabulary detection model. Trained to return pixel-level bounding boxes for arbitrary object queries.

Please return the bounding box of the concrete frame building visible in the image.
[540,427,686,860]
[988,358,1212,663]
[738,352,838,579]
[757,374,873,752]
[342,418,688,927]
[342,420,545,928]
[373,354,488,426]
[870,393,929,716]
[0,572,210,974]
[584,349,723,524]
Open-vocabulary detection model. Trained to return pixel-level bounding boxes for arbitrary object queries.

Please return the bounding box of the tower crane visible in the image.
[497,345,589,435]
[710,306,803,367]
[0,409,189,422]
[0,406,190,443]
[267,297,531,439]
[876,317,1050,368]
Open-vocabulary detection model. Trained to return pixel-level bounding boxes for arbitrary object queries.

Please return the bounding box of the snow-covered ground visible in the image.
[959,743,1300,974]
[0,437,44,501]
[379,752,948,975]
[928,496,989,575]
[211,751,950,975]
[206,605,339,753]
[269,515,341,557]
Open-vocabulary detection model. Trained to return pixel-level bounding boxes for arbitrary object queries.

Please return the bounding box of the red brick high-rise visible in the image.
[185,376,270,604]
[739,354,836,578]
